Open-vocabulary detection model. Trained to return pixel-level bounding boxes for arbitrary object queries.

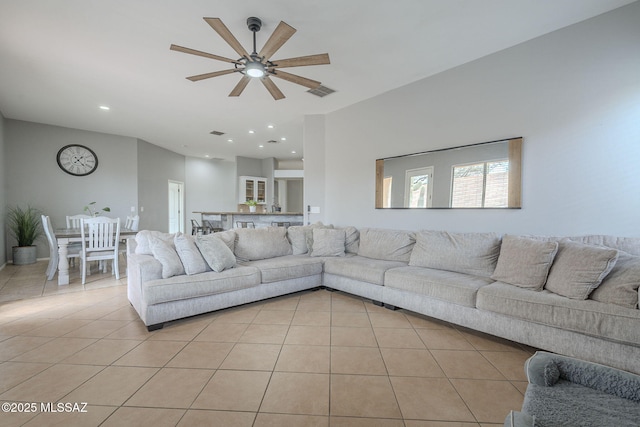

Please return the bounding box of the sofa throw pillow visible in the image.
[202,230,236,253]
[589,251,640,309]
[135,230,175,255]
[341,226,360,254]
[357,228,415,262]
[287,222,329,255]
[409,230,501,277]
[195,234,237,272]
[150,237,185,279]
[491,235,559,290]
[174,232,209,275]
[309,228,346,257]
[234,227,293,261]
[545,240,619,300]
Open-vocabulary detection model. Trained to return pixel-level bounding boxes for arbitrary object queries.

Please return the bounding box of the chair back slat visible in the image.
[67,214,92,229]
[81,217,120,252]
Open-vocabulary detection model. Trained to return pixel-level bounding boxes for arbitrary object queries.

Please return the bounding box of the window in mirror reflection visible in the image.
[405,167,433,208]
[451,159,509,207]
[375,137,521,209]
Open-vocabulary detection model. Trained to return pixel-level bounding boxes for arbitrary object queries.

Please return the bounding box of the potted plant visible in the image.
[6,205,43,265]
[83,201,111,217]
[245,200,258,213]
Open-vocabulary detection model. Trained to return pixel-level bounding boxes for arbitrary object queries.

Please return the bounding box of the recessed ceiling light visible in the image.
[267,124,275,129]
[291,151,296,154]
[248,130,255,134]
[258,144,264,148]
[205,154,210,158]
[280,137,286,141]
[99,105,110,110]
[227,139,233,143]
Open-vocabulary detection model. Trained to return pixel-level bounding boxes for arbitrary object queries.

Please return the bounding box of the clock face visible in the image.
[56,144,98,176]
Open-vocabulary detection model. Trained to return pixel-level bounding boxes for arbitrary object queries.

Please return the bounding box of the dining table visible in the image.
[54,227,137,285]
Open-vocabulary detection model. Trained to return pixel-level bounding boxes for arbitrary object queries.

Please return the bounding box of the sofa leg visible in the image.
[384,303,398,311]
[372,300,383,307]
[147,323,164,332]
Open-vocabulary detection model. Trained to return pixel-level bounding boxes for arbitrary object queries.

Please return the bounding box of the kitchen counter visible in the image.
[195,211,304,230]
[196,211,303,216]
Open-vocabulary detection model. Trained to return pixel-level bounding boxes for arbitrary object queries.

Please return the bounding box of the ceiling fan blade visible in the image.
[270,70,321,89]
[204,17,251,59]
[270,53,330,68]
[170,44,239,64]
[186,68,238,82]
[258,21,296,60]
[261,77,285,100]
[229,76,251,97]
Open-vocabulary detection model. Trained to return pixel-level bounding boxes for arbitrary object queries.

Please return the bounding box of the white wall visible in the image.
[136,139,185,232]
[185,157,237,224]
[5,120,138,259]
[319,2,640,236]
[303,115,326,225]
[0,113,6,265]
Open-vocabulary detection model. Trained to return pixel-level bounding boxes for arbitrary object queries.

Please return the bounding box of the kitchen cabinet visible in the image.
[239,176,267,204]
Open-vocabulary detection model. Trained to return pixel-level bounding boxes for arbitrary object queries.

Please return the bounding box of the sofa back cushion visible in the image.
[567,235,640,256]
[491,235,559,290]
[357,228,415,262]
[545,240,619,300]
[234,227,292,261]
[409,230,501,277]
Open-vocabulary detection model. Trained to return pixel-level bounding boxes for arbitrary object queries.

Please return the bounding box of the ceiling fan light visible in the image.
[245,61,265,78]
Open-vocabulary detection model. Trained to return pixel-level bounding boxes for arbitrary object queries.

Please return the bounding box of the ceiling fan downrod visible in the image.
[247,17,262,57]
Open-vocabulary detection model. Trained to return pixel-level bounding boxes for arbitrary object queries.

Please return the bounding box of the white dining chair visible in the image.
[80,217,121,285]
[66,214,92,229]
[42,215,81,281]
[124,215,140,231]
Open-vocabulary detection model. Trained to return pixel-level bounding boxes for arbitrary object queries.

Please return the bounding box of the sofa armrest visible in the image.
[503,411,535,427]
[525,351,640,402]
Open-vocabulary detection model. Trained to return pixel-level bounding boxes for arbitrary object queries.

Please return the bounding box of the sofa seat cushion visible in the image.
[477,282,640,345]
[384,266,495,308]
[324,255,407,286]
[241,255,324,283]
[144,266,261,305]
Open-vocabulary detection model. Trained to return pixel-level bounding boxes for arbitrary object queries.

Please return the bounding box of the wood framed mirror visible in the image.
[376,137,522,209]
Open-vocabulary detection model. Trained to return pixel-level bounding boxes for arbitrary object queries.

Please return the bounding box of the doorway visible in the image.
[168,180,184,233]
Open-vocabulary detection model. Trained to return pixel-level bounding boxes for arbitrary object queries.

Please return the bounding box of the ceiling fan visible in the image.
[170,17,330,100]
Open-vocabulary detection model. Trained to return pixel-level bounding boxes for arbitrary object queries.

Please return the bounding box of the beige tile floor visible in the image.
[0,261,534,426]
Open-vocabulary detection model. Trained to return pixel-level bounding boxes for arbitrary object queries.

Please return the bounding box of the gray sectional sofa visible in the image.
[127,224,640,375]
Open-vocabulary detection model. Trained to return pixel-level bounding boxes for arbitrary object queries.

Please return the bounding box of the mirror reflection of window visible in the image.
[383,177,393,208]
[451,160,509,208]
[405,166,433,208]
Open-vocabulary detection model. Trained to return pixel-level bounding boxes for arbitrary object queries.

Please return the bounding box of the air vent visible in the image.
[209,130,225,136]
[307,85,335,97]
[267,140,279,144]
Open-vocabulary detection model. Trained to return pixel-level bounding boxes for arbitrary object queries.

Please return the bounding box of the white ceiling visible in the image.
[0,0,635,162]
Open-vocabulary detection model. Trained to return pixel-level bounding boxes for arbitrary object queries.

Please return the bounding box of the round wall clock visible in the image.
[56,144,99,176]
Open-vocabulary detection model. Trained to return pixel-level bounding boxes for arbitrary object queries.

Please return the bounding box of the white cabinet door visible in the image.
[239,176,267,204]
